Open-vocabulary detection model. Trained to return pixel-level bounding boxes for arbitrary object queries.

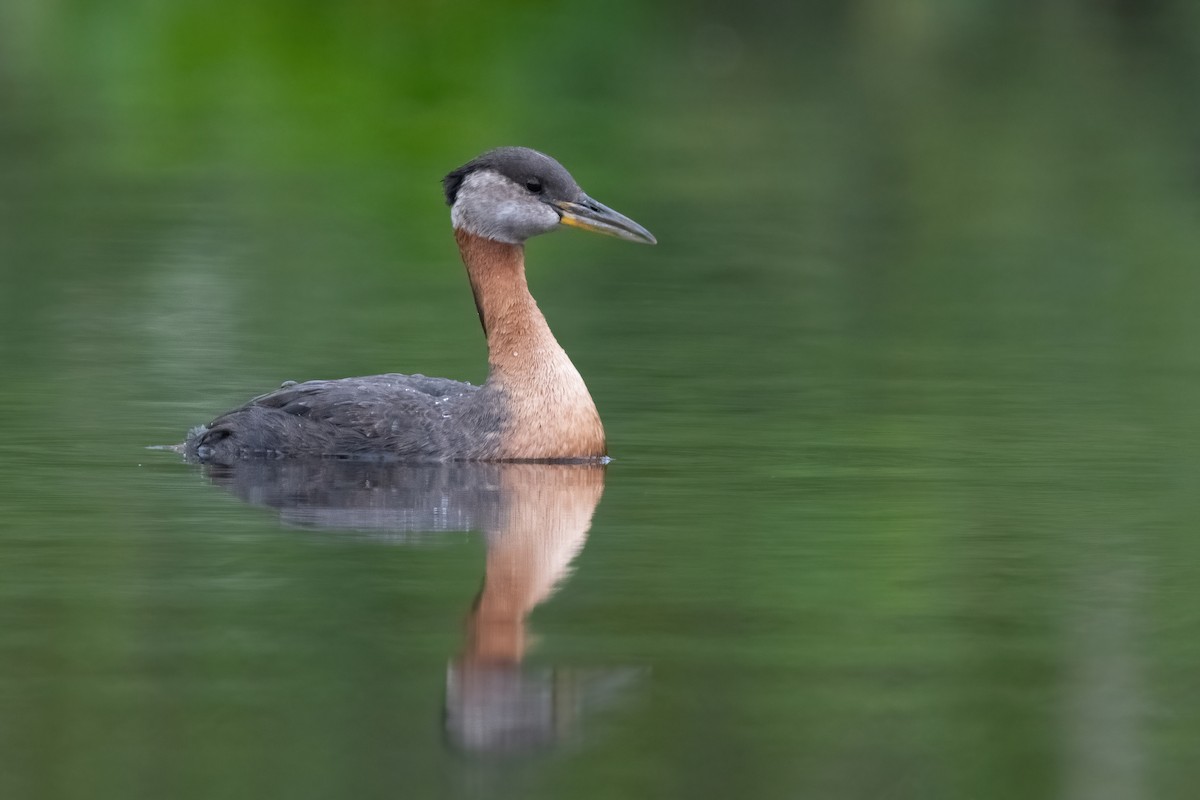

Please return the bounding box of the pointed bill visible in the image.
[554,196,657,244]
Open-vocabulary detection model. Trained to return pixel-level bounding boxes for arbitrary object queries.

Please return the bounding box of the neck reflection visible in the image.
[462,464,603,665]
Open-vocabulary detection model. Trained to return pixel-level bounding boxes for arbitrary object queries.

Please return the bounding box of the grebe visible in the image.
[185,146,655,464]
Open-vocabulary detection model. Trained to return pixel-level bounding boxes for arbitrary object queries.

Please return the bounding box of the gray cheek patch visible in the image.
[451,170,561,243]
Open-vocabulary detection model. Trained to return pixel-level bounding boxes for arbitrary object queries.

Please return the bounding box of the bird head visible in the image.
[444,146,656,246]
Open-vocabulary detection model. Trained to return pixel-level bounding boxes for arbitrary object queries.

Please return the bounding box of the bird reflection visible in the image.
[199,459,640,755]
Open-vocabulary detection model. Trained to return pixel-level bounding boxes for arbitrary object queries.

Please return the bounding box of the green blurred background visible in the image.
[2,1,1200,798]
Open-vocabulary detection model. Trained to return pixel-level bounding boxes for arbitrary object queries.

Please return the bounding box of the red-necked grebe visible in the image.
[185,146,655,464]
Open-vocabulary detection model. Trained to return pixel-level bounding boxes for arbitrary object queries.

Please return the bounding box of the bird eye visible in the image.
[525,178,543,193]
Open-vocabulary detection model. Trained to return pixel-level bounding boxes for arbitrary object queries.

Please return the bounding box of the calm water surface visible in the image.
[3,5,1200,799]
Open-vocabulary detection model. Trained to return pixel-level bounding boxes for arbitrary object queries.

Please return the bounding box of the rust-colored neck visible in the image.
[455,229,606,459]
[455,229,550,368]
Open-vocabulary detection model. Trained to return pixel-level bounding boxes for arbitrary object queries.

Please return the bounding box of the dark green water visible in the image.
[3,3,1200,798]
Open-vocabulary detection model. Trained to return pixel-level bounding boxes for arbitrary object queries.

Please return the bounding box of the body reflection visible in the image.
[201,460,640,755]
